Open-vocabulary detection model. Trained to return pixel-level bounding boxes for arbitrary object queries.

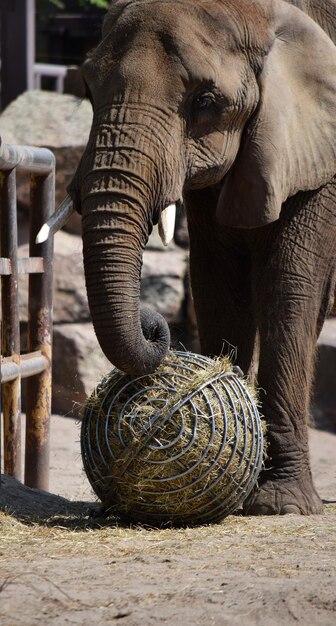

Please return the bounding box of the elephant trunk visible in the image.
[82,197,170,375]
[80,134,171,375]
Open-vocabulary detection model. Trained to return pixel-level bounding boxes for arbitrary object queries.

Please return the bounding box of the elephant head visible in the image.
[59,0,335,376]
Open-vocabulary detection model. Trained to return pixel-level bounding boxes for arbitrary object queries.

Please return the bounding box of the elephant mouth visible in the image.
[66,176,180,248]
[37,190,179,261]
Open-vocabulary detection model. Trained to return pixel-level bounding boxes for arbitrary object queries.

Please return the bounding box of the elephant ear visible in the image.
[216,0,336,229]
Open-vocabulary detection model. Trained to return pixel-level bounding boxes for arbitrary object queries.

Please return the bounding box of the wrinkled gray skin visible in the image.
[69,0,336,515]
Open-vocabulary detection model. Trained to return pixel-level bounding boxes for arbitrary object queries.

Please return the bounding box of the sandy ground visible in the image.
[1,415,336,626]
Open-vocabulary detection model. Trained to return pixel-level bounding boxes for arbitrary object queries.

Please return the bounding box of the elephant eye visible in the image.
[188,90,218,127]
[194,92,216,111]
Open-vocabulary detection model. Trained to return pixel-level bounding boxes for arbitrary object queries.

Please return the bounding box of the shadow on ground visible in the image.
[0,474,118,530]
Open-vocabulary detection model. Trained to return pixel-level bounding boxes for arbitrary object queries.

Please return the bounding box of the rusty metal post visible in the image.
[0,168,22,479]
[24,169,54,490]
[1,139,55,489]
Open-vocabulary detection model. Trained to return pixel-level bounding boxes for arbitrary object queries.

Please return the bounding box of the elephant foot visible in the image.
[243,474,323,516]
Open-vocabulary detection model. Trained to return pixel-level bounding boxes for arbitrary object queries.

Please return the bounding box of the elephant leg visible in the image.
[245,307,323,515]
[186,190,257,375]
[244,187,336,515]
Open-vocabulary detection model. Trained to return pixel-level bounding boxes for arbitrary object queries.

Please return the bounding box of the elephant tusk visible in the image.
[35,195,75,243]
[158,203,176,246]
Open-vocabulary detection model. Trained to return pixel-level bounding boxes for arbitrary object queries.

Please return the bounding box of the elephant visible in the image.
[44,0,336,515]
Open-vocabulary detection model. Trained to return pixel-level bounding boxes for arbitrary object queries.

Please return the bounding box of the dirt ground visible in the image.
[1,416,335,626]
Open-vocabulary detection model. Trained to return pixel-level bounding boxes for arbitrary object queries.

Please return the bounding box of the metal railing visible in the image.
[0,139,54,490]
[33,63,68,93]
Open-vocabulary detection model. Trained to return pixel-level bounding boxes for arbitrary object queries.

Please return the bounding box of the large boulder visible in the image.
[52,323,111,416]
[141,242,188,326]
[0,90,91,149]
[18,230,89,324]
[0,90,93,234]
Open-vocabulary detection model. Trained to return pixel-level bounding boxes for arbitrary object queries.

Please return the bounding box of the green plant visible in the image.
[77,0,110,7]
[47,0,110,9]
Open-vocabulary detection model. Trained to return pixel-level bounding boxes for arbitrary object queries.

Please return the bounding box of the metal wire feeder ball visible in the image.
[81,350,264,526]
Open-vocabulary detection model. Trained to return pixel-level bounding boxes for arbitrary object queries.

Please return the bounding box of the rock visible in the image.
[52,230,88,323]
[52,253,89,324]
[0,90,92,234]
[141,244,188,325]
[52,323,111,416]
[0,90,92,147]
[18,230,89,324]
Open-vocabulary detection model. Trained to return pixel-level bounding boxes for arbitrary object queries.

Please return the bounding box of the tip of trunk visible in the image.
[96,307,171,377]
[130,306,171,376]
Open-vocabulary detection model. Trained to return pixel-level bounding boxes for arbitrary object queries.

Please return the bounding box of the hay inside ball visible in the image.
[81,351,264,526]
